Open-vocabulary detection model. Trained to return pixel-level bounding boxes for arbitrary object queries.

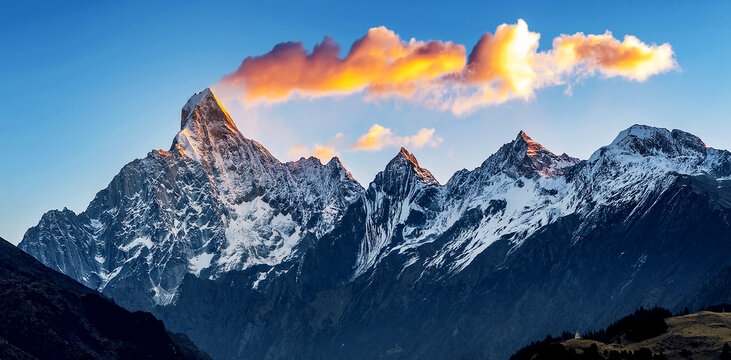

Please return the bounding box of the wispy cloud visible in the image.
[288,133,345,163]
[219,20,677,115]
[351,124,442,151]
[288,144,340,163]
[289,125,443,161]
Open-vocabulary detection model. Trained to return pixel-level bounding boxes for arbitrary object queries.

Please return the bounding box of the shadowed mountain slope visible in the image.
[0,237,210,360]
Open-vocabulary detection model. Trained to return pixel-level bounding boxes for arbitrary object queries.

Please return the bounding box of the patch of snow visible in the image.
[189,252,214,276]
[252,272,267,289]
[218,197,302,271]
[120,237,153,252]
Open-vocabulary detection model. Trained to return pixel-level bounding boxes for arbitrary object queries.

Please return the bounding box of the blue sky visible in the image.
[1,0,729,244]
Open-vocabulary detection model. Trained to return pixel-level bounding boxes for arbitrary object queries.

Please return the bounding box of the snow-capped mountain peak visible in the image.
[586,125,720,175]
[180,87,237,131]
[390,147,439,185]
[480,131,580,178]
[517,130,549,157]
[607,124,706,158]
[172,88,266,164]
[575,124,731,218]
[353,148,441,277]
[19,88,364,308]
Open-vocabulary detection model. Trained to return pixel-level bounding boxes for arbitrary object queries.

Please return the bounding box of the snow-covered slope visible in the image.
[19,88,362,308]
[573,125,731,220]
[348,131,580,277]
[351,125,731,278]
[355,148,440,277]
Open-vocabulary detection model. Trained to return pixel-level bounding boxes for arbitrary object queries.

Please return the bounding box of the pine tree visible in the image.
[721,343,731,360]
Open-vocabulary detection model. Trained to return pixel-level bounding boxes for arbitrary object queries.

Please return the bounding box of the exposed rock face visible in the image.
[19,89,731,360]
[355,147,440,277]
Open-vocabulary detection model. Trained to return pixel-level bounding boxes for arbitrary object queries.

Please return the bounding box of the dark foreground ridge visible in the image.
[511,306,731,360]
[0,237,211,360]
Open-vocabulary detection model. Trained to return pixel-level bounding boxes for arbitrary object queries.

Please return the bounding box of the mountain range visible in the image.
[18,88,731,359]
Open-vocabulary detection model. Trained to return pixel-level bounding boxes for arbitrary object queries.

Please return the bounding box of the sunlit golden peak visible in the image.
[517,130,552,157]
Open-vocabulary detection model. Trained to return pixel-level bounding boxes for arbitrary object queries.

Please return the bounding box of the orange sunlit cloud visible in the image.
[222,27,465,102]
[551,32,677,82]
[462,19,541,100]
[219,20,677,115]
[444,19,545,114]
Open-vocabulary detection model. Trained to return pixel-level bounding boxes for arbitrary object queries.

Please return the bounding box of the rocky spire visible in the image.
[480,131,580,178]
[388,147,439,185]
[180,88,238,132]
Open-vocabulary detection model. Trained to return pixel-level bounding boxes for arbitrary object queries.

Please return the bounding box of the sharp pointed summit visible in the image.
[397,147,418,163]
[171,88,280,173]
[180,88,238,132]
[355,148,440,278]
[516,130,552,157]
[479,131,580,178]
[385,147,439,186]
[173,88,247,162]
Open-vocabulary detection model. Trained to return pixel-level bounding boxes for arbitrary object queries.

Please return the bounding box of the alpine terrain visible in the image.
[19,89,731,359]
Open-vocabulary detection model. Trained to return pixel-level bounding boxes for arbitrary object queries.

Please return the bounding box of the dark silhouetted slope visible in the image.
[0,237,210,360]
[512,308,731,360]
